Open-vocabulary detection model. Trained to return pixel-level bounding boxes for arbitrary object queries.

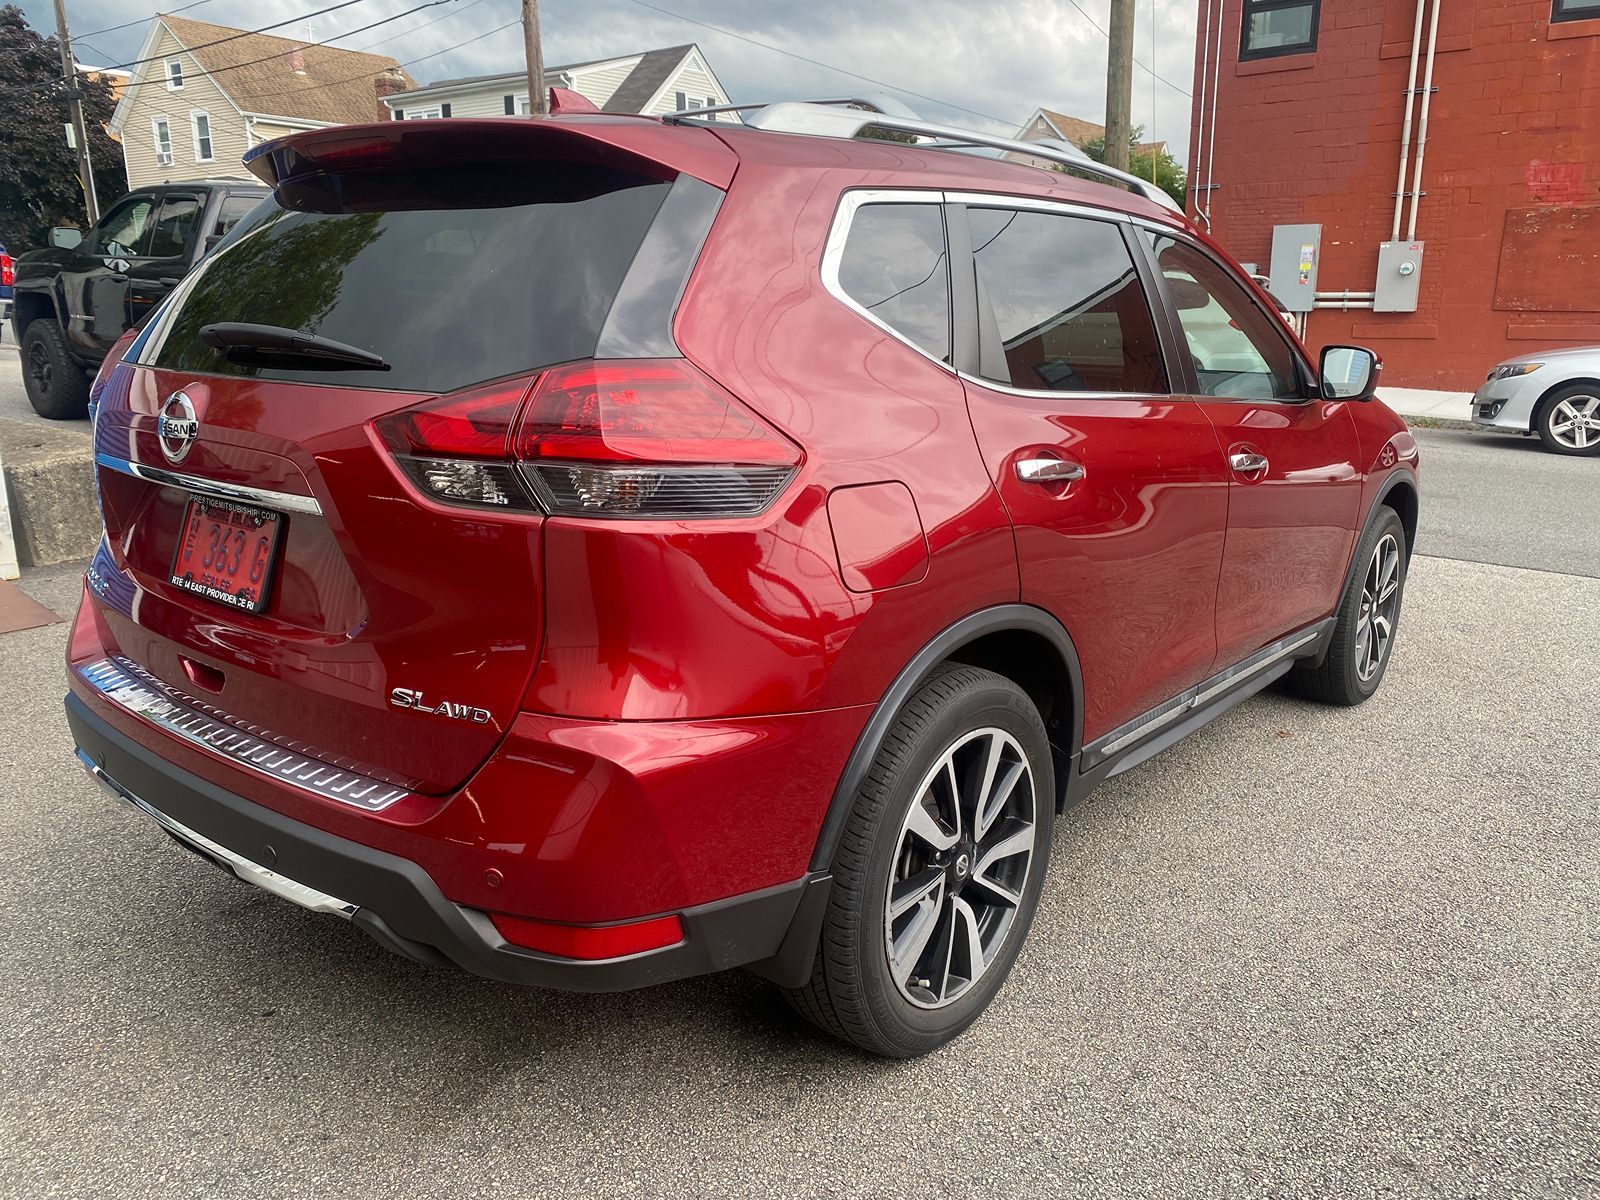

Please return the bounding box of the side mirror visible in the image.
[49,226,83,249]
[1320,345,1381,401]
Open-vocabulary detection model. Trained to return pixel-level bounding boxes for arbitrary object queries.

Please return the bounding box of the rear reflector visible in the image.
[373,360,800,519]
[489,911,685,959]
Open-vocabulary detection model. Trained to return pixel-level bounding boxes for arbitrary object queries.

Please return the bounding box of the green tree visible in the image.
[1073,124,1187,209]
[0,4,127,250]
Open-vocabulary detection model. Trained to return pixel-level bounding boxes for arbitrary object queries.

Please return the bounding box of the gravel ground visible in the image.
[0,436,1596,1198]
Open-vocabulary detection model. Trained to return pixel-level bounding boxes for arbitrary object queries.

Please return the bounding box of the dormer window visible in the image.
[165,58,184,90]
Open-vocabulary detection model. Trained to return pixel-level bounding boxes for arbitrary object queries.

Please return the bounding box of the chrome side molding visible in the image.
[1085,624,1328,766]
[94,452,323,517]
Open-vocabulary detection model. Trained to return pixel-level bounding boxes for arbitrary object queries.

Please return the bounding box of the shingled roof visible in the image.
[1028,108,1168,158]
[154,14,414,124]
[599,45,695,114]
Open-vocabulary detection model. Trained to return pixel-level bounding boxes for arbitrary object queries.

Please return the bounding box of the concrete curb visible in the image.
[0,417,99,569]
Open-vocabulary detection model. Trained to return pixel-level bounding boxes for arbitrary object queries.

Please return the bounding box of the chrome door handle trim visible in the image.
[1015,458,1086,484]
[1230,452,1269,473]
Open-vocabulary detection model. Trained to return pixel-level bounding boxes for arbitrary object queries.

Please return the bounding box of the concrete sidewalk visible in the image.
[1380,386,1475,424]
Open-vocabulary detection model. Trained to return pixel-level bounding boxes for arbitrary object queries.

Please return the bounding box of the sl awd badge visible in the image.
[390,687,492,725]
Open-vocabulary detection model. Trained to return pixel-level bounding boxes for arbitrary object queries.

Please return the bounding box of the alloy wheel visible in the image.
[885,726,1037,1010]
[1355,532,1401,683]
[1547,394,1600,450]
[26,339,52,395]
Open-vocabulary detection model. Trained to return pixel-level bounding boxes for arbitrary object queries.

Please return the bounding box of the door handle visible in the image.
[1230,451,1269,473]
[1015,457,1086,484]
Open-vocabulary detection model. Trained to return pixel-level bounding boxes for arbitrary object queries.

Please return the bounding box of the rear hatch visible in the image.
[88,118,733,794]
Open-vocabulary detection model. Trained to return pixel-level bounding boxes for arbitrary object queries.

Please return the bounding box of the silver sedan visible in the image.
[1473,347,1600,456]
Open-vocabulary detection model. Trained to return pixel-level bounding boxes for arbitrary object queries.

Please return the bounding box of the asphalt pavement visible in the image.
[0,414,1596,1198]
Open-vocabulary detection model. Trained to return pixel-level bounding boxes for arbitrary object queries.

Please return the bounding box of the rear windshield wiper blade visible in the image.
[198,323,390,372]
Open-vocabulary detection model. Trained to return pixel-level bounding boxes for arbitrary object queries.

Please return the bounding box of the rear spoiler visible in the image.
[242,116,738,192]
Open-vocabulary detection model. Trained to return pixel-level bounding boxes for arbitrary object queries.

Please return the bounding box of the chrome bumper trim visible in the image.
[93,452,323,516]
[77,748,358,919]
[78,657,411,812]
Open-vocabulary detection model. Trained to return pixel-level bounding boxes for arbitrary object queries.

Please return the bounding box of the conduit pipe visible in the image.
[1406,0,1444,240]
[1204,0,1222,229]
[1391,0,1429,241]
[1192,0,1213,226]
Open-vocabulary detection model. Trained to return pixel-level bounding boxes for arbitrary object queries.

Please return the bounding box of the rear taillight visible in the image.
[1,254,12,287]
[375,360,801,519]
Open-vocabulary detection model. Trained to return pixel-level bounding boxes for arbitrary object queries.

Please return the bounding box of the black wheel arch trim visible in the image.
[807,603,1085,873]
[1312,467,1416,668]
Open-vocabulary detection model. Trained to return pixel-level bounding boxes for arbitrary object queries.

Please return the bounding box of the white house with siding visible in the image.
[384,44,735,122]
[108,15,414,190]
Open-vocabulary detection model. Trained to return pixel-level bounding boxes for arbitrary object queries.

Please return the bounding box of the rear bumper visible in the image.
[67,692,828,991]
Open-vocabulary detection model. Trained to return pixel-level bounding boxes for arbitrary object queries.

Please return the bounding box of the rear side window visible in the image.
[836,203,951,363]
[212,194,261,239]
[144,164,674,393]
[969,208,1167,394]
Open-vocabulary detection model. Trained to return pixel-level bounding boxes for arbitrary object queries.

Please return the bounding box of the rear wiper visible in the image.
[198,323,390,372]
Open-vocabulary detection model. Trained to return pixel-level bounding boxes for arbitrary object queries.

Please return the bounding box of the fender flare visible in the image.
[1315,466,1418,666]
[807,603,1084,873]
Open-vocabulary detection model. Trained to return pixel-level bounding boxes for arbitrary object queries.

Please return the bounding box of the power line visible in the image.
[615,0,1018,127]
[108,0,372,71]
[140,0,459,84]
[348,0,495,52]
[77,0,218,40]
[237,14,517,106]
[1061,0,1191,97]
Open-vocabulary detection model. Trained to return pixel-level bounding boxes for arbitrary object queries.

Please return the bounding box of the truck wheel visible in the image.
[21,321,90,420]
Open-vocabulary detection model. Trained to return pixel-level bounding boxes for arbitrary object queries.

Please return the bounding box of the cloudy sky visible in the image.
[21,0,1199,162]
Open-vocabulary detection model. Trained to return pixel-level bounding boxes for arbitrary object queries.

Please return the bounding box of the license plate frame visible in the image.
[168,495,284,615]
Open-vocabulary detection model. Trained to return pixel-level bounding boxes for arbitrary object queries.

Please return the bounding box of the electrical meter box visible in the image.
[1374,241,1425,312]
[1268,224,1321,313]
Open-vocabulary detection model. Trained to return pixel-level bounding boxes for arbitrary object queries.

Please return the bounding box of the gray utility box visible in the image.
[1268,224,1322,313]
[1374,241,1425,312]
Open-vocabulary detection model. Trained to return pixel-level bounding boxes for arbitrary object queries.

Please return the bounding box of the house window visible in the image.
[152,116,173,166]
[164,58,183,90]
[687,98,702,109]
[1553,0,1600,21]
[406,105,445,120]
[1239,0,1320,59]
[190,111,213,162]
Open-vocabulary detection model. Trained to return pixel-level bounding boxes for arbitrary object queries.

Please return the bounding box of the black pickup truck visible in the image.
[12,181,267,419]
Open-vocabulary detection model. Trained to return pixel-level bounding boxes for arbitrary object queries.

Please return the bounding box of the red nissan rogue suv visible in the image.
[66,99,1419,1057]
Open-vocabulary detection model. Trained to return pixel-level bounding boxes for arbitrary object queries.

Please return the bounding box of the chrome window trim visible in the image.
[819,189,958,375]
[821,190,1194,403]
[95,452,323,516]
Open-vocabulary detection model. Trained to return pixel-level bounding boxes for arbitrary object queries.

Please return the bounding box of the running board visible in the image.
[1082,622,1333,775]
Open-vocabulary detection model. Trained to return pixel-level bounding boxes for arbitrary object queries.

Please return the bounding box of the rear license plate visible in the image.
[169,497,283,615]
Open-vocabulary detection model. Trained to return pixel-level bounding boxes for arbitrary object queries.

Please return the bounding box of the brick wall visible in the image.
[1189,0,1600,389]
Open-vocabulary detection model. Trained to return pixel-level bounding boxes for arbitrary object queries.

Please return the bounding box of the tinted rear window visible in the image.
[146,164,672,393]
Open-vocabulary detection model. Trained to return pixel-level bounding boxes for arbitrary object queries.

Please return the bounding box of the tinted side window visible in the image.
[213,194,262,239]
[91,197,155,257]
[837,203,951,362]
[1147,234,1303,401]
[146,196,201,259]
[969,208,1167,394]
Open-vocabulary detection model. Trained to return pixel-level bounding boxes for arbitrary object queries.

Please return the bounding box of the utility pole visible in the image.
[52,0,99,224]
[1104,0,1135,174]
[521,0,545,115]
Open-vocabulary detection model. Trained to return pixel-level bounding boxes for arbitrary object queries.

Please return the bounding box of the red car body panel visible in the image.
[64,113,1419,989]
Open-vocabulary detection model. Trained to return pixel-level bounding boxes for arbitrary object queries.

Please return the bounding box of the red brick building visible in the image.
[1188,0,1600,389]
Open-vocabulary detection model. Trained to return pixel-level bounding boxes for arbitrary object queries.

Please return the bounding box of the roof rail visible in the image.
[662,96,1182,215]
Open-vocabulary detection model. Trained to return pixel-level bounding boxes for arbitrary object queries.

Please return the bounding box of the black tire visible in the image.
[784,664,1055,1058]
[1534,384,1600,457]
[21,320,90,420]
[1289,506,1407,706]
